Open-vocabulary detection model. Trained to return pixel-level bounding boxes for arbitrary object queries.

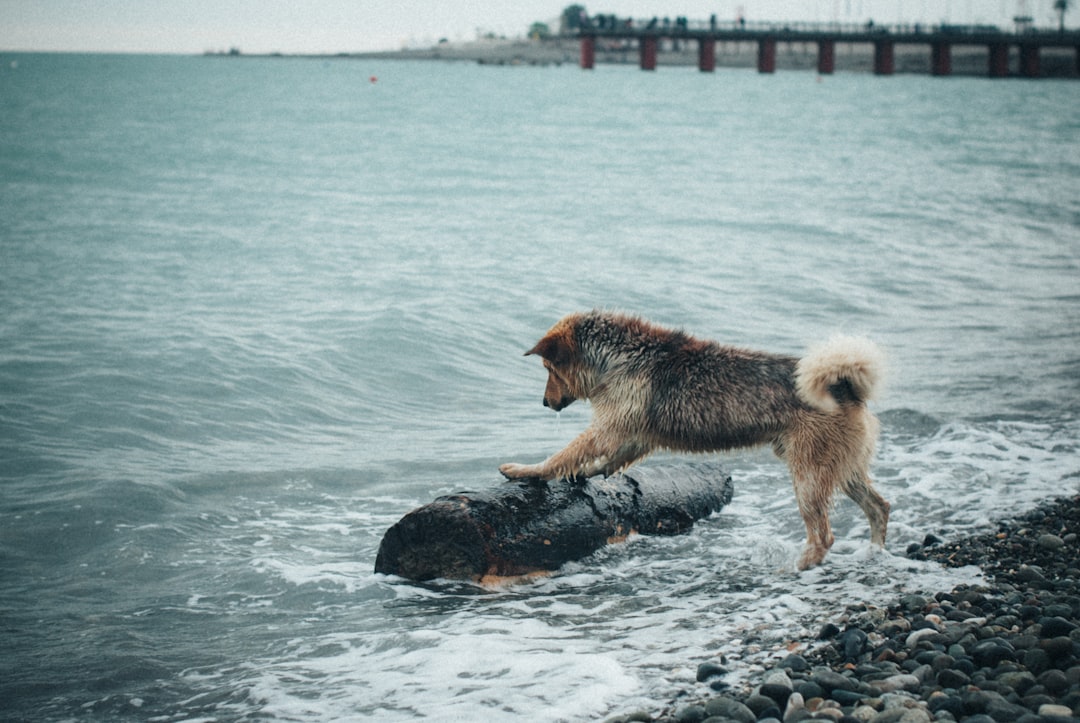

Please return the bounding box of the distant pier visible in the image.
[576,17,1080,78]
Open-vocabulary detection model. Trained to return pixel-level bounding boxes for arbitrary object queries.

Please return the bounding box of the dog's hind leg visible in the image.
[780,424,840,569]
[841,474,890,548]
[792,472,836,570]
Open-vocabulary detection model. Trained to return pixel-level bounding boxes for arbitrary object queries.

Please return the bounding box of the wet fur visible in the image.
[499,311,890,570]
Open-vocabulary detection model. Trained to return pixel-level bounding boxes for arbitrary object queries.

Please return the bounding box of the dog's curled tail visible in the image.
[795,335,884,413]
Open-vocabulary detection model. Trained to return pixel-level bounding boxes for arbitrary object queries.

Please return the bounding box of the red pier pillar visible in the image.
[757,38,776,73]
[580,35,596,70]
[817,40,835,74]
[639,35,658,71]
[698,37,716,72]
[874,40,895,75]
[1020,44,1040,77]
[988,41,1009,77]
[931,41,952,76]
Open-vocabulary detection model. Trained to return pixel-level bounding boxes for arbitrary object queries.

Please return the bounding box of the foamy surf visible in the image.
[183,413,1080,721]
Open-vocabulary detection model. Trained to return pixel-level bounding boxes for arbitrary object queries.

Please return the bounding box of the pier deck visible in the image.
[575,18,1080,77]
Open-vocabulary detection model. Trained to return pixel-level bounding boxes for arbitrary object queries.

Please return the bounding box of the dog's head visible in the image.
[525,316,581,412]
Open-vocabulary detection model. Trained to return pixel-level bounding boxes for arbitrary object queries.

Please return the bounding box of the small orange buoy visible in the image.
[369,75,378,84]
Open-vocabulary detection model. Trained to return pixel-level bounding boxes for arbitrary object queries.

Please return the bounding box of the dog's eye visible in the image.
[547,366,566,382]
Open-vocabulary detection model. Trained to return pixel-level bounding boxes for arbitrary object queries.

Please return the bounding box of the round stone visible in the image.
[673,703,705,723]
[927,693,965,717]
[1041,636,1074,661]
[970,638,1015,668]
[758,683,792,708]
[1036,668,1069,695]
[840,628,869,660]
[793,681,824,700]
[810,669,859,692]
[1037,533,1065,550]
[1038,703,1075,717]
[1039,616,1078,638]
[777,653,809,672]
[994,670,1036,694]
[937,667,971,689]
[696,661,727,682]
[744,693,778,716]
[703,696,755,723]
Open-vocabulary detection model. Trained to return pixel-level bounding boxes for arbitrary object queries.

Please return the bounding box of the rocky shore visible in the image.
[608,494,1080,723]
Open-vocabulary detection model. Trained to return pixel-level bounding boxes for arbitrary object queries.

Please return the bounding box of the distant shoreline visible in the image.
[214,37,1080,78]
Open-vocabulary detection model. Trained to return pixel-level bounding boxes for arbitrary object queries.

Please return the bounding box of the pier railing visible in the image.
[573,15,1080,77]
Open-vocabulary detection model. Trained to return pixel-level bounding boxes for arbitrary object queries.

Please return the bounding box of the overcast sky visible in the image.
[0,1,1058,55]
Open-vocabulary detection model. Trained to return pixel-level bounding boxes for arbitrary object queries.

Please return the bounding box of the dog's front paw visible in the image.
[499,462,541,480]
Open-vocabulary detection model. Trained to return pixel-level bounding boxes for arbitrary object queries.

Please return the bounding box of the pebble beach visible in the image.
[607,495,1080,723]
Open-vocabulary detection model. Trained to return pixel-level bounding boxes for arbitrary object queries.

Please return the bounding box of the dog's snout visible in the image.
[544,396,573,412]
[540,367,574,411]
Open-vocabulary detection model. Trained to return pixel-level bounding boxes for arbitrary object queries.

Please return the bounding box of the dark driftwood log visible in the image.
[374,463,733,583]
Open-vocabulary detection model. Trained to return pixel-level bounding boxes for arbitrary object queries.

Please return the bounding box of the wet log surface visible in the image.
[374,463,734,582]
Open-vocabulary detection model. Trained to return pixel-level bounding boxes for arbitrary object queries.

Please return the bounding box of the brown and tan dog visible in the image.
[500,311,889,569]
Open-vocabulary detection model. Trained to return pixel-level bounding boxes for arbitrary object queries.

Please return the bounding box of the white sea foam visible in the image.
[243,620,641,721]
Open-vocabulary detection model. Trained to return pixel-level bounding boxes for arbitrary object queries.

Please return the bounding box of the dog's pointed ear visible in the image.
[524,338,549,357]
[526,333,571,365]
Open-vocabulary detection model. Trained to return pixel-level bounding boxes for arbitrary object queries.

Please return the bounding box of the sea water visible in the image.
[1,53,1078,721]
